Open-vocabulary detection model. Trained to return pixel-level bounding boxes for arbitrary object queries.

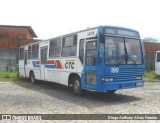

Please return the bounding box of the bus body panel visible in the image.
[45,57,82,85]
[19,60,25,77]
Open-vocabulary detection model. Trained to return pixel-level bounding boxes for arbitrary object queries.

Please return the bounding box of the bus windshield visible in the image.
[105,36,142,65]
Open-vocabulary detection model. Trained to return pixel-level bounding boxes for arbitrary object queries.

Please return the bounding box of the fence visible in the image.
[0,48,17,71]
[145,53,155,70]
[144,41,160,70]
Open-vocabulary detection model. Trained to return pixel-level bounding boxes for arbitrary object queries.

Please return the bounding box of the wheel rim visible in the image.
[31,73,34,83]
[74,80,80,92]
[31,76,33,82]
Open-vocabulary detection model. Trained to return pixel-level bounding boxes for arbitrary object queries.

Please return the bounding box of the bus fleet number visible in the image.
[65,62,75,69]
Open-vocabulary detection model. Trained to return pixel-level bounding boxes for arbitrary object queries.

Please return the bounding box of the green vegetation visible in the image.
[0,71,19,81]
[144,70,158,82]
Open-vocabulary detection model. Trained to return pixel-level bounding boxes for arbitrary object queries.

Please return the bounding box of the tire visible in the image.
[30,72,36,84]
[73,76,83,96]
[106,90,116,94]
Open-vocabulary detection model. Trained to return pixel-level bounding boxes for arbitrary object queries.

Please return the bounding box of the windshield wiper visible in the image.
[124,40,137,66]
[127,54,137,66]
[115,60,123,66]
[115,45,137,66]
[114,54,137,66]
[115,54,126,67]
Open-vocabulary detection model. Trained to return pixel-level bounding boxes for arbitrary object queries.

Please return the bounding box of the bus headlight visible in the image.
[109,78,114,81]
[86,71,96,85]
[101,78,106,82]
[136,76,143,80]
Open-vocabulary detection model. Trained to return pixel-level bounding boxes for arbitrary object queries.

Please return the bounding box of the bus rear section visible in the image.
[155,51,160,75]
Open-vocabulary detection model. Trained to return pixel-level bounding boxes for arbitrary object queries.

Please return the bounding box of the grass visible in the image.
[144,70,157,82]
[0,71,19,81]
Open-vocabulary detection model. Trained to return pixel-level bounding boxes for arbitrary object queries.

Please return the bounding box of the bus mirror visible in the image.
[100,33,105,43]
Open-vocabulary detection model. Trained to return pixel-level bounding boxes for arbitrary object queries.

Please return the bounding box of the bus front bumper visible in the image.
[98,80,144,92]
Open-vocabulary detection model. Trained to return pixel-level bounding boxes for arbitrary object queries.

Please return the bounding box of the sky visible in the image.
[0,0,160,39]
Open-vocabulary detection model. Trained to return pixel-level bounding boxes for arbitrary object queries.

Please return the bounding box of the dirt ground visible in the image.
[0,80,160,122]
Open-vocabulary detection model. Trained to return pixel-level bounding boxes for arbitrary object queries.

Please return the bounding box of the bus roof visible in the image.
[19,25,139,48]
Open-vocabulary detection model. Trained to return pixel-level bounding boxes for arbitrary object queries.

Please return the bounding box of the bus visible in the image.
[155,51,160,75]
[19,26,145,96]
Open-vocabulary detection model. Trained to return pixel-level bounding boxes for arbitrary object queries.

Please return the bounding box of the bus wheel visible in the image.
[106,90,116,94]
[30,72,36,84]
[73,77,83,96]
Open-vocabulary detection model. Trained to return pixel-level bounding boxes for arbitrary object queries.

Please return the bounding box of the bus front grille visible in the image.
[105,68,144,82]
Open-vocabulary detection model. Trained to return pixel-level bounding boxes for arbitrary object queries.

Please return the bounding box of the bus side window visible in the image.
[19,47,24,60]
[157,53,160,62]
[32,44,39,59]
[62,35,77,57]
[79,39,84,64]
[49,38,61,58]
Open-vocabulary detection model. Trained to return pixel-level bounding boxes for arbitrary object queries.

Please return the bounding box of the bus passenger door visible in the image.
[40,47,48,80]
[83,39,97,90]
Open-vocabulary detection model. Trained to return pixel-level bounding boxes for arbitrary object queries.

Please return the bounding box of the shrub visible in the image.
[0,71,19,81]
[144,70,156,82]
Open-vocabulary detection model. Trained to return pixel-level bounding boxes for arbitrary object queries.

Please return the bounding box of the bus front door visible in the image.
[40,47,48,80]
[24,50,28,77]
[83,39,97,90]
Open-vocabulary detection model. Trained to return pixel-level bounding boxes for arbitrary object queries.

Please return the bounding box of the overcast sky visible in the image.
[0,0,160,39]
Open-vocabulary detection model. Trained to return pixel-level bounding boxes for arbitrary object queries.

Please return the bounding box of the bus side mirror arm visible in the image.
[100,33,105,43]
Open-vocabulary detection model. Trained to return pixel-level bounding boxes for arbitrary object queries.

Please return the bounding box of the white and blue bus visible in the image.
[19,26,145,96]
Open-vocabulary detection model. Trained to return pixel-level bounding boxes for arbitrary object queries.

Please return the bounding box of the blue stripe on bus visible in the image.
[45,64,56,68]
[32,61,40,68]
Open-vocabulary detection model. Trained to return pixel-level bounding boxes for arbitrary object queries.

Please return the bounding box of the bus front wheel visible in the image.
[73,77,83,96]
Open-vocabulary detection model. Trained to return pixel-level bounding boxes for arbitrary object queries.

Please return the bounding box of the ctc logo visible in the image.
[65,62,74,69]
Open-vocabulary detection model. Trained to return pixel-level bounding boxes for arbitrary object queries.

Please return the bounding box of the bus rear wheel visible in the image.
[30,72,36,84]
[73,77,83,96]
